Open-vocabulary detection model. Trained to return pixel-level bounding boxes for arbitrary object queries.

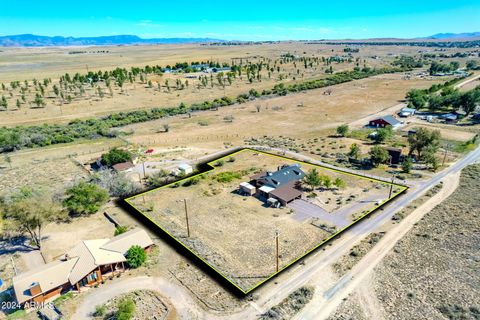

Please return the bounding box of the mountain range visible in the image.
[0,32,479,47]
[0,34,222,47]
[425,32,480,39]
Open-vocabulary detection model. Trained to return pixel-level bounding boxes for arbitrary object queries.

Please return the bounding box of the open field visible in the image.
[126,148,405,293]
[371,164,480,320]
[0,40,479,317]
[0,42,477,127]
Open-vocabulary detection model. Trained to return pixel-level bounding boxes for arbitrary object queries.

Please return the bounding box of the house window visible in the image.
[87,272,98,283]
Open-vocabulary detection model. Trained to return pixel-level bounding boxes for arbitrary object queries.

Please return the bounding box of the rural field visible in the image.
[127,149,404,292]
[0,36,479,320]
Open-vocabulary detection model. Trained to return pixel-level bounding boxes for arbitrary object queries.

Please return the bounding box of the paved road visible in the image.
[294,144,480,319]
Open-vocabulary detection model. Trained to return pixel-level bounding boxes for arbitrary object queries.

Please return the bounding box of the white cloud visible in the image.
[137,20,162,28]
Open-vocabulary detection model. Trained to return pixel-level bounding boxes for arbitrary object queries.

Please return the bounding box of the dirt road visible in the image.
[295,170,461,319]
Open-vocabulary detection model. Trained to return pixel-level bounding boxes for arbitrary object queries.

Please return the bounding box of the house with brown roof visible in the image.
[13,228,153,308]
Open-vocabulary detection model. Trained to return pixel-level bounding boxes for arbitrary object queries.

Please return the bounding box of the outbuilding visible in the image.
[178,163,193,175]
[398,107,416,117]
[369,115,402,129]
[239,182,256,196]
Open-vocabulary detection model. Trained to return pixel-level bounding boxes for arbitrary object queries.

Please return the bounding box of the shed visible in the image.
[386,147,403,165]
[398,107,416,117]
[112,162,134,172]
[369,115,402,128]
[178,163,193,175]
[239,182,256,196]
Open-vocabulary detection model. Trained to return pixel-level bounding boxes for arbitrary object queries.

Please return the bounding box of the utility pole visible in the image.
[442,144,449,167]
[275,230,280,272]
[388,174,395,198]
[142,161,146,179]
[184,199,190,237]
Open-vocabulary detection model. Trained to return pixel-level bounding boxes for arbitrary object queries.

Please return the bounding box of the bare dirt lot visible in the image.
[127,149,404,292]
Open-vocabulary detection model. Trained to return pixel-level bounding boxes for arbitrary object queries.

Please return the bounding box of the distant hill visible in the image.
[0,34,224,47]
[425,32,480,39]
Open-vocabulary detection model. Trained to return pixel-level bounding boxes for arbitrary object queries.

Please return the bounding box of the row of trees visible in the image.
[0,66,408,153]
[303,168,346,191]
[407,84,480,115]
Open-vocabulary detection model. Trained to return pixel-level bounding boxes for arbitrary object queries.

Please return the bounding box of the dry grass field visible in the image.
[127,149,403,292]
[371,164,480,320]
[0,43,475,127]
[0,41,478,315]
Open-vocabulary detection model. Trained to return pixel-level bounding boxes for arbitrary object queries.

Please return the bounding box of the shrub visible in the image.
[115,298,135,320]
[126,245,146,268]
[63,181,109,216]
[93,305,107,317]
[114,225,128,236]
[101,148,132,166]
[214,171,242,183]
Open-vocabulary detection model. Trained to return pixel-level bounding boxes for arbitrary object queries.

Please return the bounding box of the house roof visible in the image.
[239,182,255,190]
[66,239,127,284]
[13,258,78,304]
[400,107,416,113]
[259,185,275,193]
[101,228,154,255]
[250,171,266,181]
[372,115,401,126]
[178,163,192,170]
[13,229,154,304]
[269,182,303,202]
[112,162,134,171]
[257,164,305,188]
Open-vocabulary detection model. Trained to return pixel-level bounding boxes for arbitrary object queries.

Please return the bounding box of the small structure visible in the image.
[178,163,193,175]
[13,229,153,308]
[398,107,416,117]
[369,115,402,129]
[239,182,256,196]
[386,147,403,165]
[440,113,458,123]
[112,162,134,172]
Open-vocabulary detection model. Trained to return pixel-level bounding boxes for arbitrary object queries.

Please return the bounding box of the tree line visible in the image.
[0,66,409,153]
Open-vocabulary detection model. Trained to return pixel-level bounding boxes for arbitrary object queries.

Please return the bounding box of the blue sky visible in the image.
[1,1,479,40]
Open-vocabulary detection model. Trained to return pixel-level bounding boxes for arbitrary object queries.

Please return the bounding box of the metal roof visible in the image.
[378,115,401,126]
[258,164,305,188]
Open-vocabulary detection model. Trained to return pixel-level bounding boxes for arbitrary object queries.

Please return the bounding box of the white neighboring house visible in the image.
[178,163,193,175]
[398,107,416,118]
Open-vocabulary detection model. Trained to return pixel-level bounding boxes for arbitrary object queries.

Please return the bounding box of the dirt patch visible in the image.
[372,164,480,320]
[95,290,169,320]
[260,286,314,320]
[127,149,402,292]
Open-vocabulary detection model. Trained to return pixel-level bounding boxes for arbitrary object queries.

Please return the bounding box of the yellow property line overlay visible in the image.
[125,148,408,294]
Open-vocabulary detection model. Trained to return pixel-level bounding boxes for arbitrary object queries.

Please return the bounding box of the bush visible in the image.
[93,305,106,317]
[101,148,132,166]
[126,245,146,268]
[114,225,128,236]
[214,171,242,183]
[115,298,135,320]
[63,181,109,216]
[336,124,349,137]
